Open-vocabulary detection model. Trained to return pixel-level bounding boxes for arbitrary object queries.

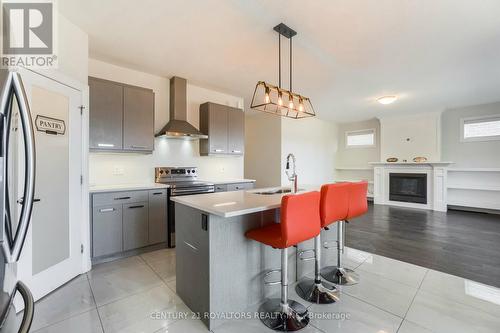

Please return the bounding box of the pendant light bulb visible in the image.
[277,91,283,106]
[288,93,294,109]
[298,98,304,112]
[264,87,270,103]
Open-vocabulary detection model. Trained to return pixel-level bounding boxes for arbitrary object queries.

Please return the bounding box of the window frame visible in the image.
[345,128,376,149]
[460,114,500,143]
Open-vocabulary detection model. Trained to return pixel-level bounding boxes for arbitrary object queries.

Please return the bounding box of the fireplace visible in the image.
[389,173,427,204]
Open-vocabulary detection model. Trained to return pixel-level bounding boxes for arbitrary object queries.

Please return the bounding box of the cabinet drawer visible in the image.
[93,190,148,206]
[226,182,254,192]
[92,204,123,257]
[214,184,227,192]
[123,202,149,251]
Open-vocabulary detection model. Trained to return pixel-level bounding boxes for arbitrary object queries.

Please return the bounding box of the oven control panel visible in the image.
[155,167,197,182]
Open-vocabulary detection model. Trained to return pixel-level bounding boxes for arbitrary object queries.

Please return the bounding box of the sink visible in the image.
[253,188,304,195]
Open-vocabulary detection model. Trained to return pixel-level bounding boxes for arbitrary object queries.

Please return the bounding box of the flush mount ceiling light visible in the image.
[377,95,398,105]
[250,23,315,119]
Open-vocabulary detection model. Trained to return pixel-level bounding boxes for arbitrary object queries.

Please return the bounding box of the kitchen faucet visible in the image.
[285,153,298,193]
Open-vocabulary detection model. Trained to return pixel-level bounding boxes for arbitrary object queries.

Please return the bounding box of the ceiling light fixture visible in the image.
[250,23,315,119]
[377,95,397,105]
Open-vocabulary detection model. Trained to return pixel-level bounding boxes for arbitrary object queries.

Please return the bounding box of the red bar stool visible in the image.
[294,184,349,304]
[321,181,368,285]
[246,191,321,331]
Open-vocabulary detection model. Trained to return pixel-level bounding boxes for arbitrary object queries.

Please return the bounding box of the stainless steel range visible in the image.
[155,167,214,247]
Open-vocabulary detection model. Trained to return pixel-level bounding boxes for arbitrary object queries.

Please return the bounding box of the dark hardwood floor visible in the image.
[346,203,500,288]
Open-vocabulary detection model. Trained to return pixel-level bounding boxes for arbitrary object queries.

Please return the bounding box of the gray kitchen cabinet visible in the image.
[214,184,227,192]
[89,77,123,150]
[89,76,154,153]
[92,204,123,257]
[123,86,155,151]
[227,109,244,155]
[123,202,149,251]
[214,182,254,192]
[148,190,167,244]
[199,102,244,156]
[226,182,254,191]
[91,189,168,260]
[176,205,210,327]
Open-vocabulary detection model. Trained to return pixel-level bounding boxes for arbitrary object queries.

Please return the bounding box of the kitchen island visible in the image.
[171,186,335,330]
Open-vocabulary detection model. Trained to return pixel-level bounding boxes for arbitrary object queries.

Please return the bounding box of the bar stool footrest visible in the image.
[264,269,282,286]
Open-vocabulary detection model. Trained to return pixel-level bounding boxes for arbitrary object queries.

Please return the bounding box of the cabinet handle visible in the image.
[152,192,163,195]
[128,205,145,209]
[97,143,114,148]
[232,150,241,153]
[213,149,224,152]
[114,196,131,200]
[131,145,147,149]
[99,208,115,213]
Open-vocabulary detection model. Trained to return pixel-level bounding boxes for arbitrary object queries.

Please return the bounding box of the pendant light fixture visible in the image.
[250,23,315,119]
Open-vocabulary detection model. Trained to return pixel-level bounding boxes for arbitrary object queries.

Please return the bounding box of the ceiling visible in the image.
[60,0,500,122]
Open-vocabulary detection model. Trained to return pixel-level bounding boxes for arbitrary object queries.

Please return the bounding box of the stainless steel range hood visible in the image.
[155,76,208,139]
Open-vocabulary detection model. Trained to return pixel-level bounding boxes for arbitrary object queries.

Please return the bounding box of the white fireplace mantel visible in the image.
[369,161,454,212]
[369,161,454,166]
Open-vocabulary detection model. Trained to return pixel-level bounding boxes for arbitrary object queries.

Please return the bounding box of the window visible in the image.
[461,115,500,142]
[345,129,376,148]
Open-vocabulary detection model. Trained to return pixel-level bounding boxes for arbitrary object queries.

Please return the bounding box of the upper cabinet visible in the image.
[199,102,244,156]
[89,77,155,153]
[123,86,154,151]
[89,78,123,150]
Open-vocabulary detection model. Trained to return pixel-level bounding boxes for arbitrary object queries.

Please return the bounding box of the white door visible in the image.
[13,68,85,301]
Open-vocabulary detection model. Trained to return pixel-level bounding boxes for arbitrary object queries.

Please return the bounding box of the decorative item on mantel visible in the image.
[250,23,315,119]
[413,156,428,163]
[386,157,398,162]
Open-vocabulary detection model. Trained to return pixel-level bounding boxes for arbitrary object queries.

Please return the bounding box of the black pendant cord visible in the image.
[278,33,282,89]
[289,37,292,92]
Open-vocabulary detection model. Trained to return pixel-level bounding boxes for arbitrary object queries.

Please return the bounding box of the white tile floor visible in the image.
[25,247,500,333]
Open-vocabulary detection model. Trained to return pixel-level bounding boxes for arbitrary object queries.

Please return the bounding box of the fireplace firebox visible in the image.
[389,173,427,204]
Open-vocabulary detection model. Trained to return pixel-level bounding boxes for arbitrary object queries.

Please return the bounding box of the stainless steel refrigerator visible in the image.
[0,70,36,332]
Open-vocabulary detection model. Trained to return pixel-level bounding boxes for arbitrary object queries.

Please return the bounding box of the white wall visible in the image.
[442,101,500,168]
[244,114,337,188]
[336,119,380,167]
[88,59,244,185]
[379,112,441,162]
[57,14,88,84]
[280,117,337,186]
[244,113,282,188]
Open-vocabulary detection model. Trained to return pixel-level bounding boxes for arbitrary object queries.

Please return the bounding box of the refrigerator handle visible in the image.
[16,281,34,333]
[0,72,36,263]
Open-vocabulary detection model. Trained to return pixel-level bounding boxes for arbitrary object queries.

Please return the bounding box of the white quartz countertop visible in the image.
[88,179,256,193]
[171,186,319,218]
[89,183,170,193]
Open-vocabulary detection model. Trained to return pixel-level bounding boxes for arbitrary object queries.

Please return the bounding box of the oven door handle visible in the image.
[171,188,214,196]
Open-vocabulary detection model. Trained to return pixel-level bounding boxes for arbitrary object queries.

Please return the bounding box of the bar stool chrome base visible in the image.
[321,266,359,286]
[259,299,310,332]
[295,279,339,304]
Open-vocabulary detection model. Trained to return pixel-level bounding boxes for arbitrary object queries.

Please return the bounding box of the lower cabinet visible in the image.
[91,189,167,258]
[92,204,123,257]
[123,202,149,251]
[215,182,255,192]
[148,190,167,244]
